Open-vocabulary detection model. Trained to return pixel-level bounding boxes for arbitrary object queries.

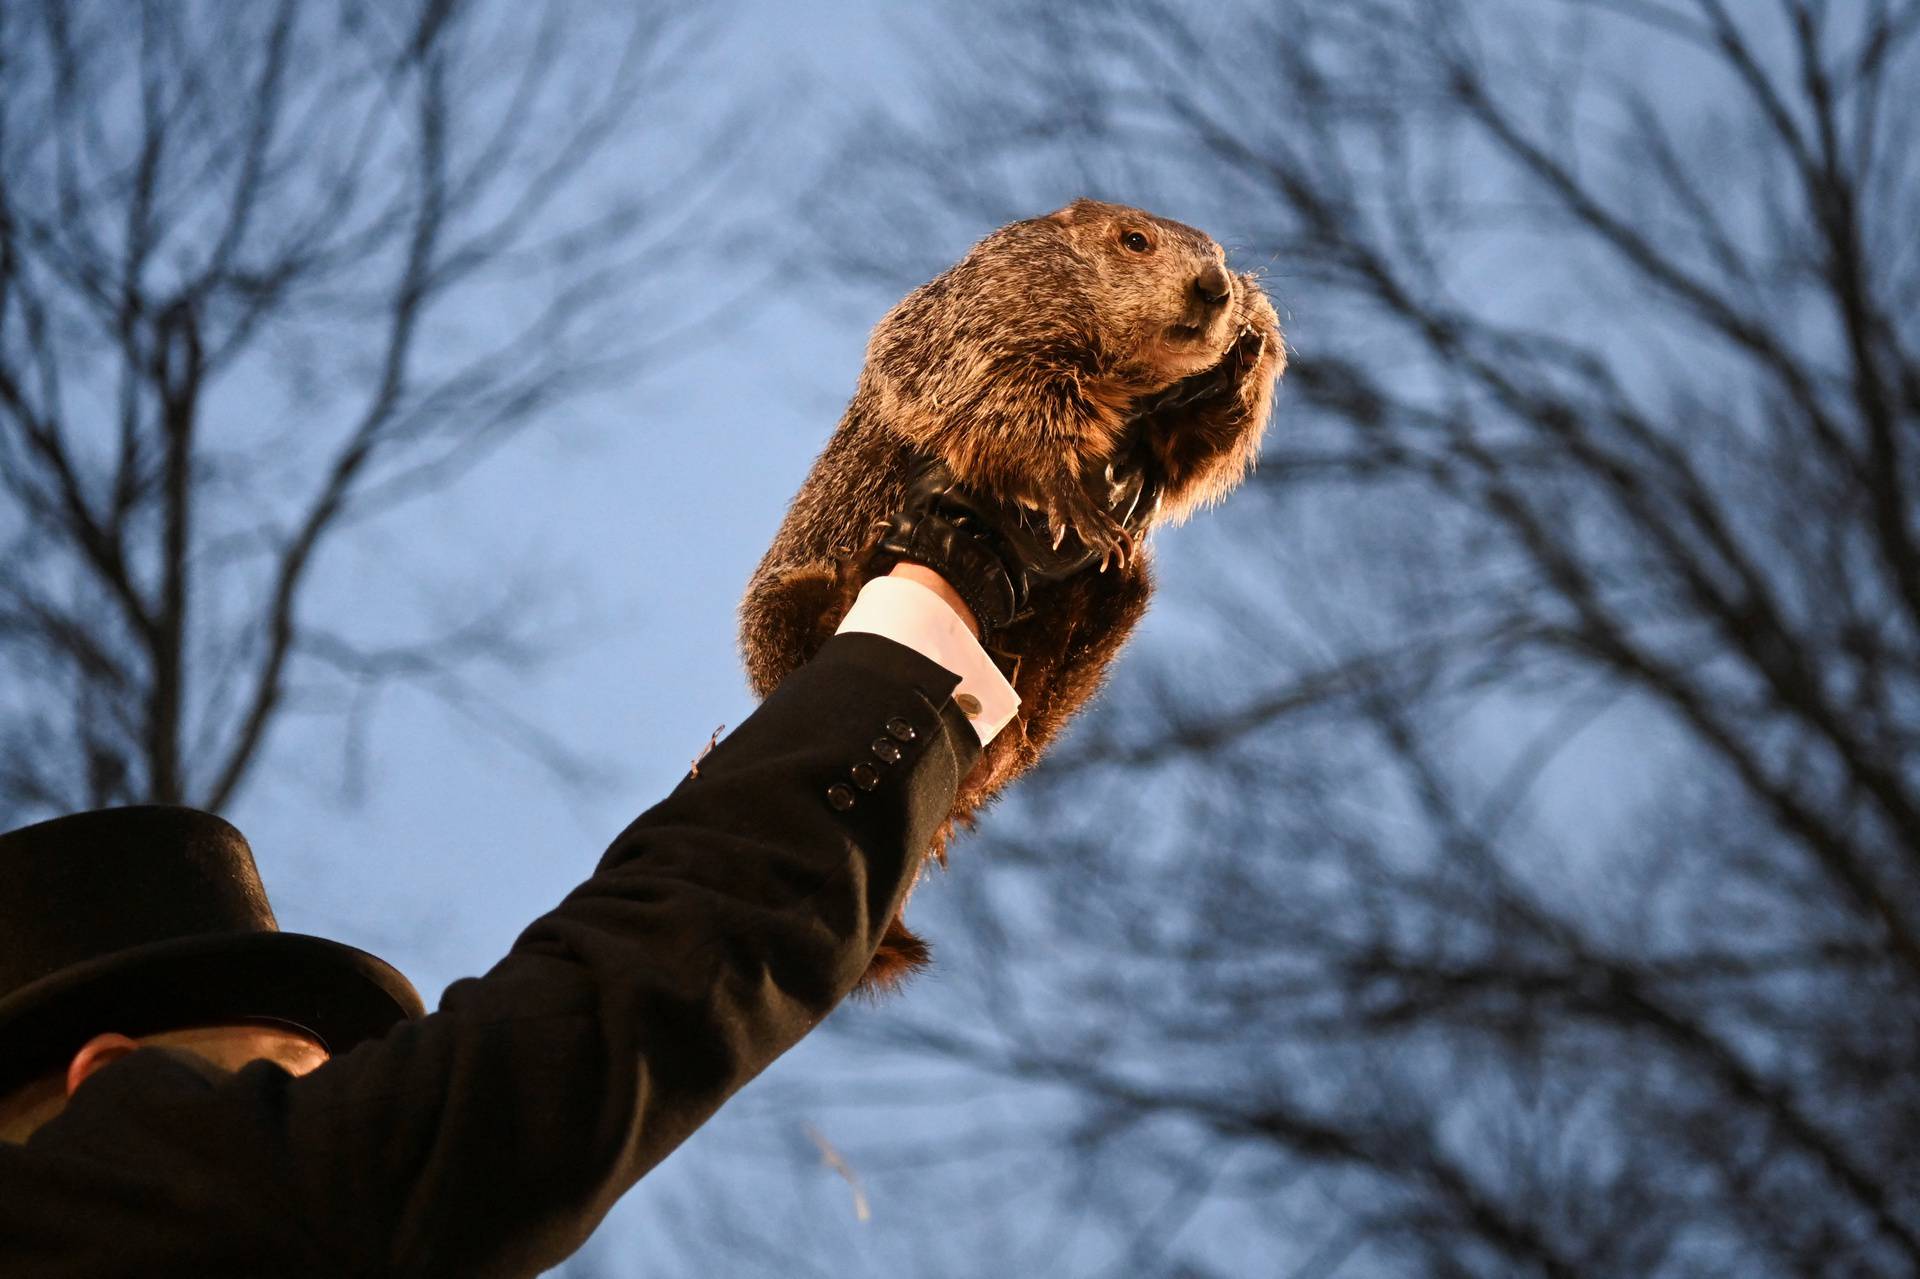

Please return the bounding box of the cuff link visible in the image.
[954,692,983,717]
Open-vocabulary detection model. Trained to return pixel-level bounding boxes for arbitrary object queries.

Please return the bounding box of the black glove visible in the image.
[867,455,1159,637]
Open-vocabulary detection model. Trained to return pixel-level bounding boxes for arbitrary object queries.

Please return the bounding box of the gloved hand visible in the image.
[867,454,1159,637]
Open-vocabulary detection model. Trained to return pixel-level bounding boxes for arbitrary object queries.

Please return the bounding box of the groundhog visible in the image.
[741,197,1283,991]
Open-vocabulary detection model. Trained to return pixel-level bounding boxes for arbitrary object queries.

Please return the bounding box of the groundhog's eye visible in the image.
[1121,231,1152,253]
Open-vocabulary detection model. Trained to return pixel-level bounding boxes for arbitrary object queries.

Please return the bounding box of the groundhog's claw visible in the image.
[1044,478,1133,572]
[1235,323,1266,367]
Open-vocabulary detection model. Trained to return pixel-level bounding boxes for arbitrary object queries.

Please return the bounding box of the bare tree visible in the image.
[767,2,1920,1275]
[0,0,742,822]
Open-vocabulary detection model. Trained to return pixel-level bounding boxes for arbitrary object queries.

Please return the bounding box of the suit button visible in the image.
[850,763,881,791]
[871,738,903,765]
[886,717,917,743]
[954,693,983,717]
[826,783,856,812]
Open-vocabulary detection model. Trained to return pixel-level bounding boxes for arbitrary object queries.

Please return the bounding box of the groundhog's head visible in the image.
[865,200,1263,416]
[861,197,1282,527]
[1040,197,1250,386]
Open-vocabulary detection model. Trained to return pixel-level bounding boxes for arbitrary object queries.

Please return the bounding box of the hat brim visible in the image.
[0,931,425,1096]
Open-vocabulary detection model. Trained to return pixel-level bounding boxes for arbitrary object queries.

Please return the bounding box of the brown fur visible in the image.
[740,199,1284,991]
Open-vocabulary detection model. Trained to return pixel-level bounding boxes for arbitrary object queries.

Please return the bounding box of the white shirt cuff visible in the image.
[834,576,1021,746]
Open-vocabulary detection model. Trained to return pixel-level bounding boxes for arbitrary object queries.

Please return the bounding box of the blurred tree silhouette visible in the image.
[793,1,1920,1274]
[0,0,733,823]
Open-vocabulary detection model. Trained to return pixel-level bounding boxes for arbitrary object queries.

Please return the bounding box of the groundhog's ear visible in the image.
[1045,198,1105,228]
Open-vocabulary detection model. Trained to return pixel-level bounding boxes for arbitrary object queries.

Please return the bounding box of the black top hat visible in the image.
[0,806,425,1097]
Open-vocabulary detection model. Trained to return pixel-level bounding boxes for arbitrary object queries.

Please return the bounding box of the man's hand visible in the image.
[867,454,1156,640]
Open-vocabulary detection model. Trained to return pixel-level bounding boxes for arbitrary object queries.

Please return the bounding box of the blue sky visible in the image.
[236,2,914,979]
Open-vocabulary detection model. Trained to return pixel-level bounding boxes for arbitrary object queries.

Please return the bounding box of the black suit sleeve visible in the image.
[8,632,978,1279]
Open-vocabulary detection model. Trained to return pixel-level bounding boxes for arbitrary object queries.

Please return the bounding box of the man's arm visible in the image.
[10,625,985,1278]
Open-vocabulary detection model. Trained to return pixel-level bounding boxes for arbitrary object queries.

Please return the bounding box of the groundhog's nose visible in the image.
[1193,265,1232,307]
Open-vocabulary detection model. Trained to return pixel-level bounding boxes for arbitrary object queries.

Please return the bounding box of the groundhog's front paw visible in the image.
[1042,474,1135,572]
[1186,324,1267,404]
[1231,321,1267,370]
